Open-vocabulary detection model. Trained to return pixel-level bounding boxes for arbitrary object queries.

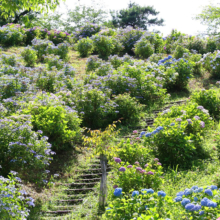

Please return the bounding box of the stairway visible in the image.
[41,158,111,219]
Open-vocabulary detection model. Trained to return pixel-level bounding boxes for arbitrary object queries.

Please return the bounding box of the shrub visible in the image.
[108,55,123,69]
[149,53,164,63]
[22,101,82,151]
[143,102,214,168]
[117,27,144,55]
[188,53,203,75]
[0,116,54,181]
[25,26,43,45]
[113,93,144,125]
[0,24,26,46]
[95,62,113,76]
[115,139,152,167]
[91,34,115,59]
[47,29,71,45]
[206,37,218,53]
[21,46,38,67]
[73,23,101,41]
[0,171,34,220]
[47,42,70,61]
[86,55,103,73]
[134,39,154,59]
[112,158,164,193]
[31,38,54,61]
[174,45,190,59]
[186,37,206,54]
[76,37,94,57]
[43,54,64,70]
[1,54,17,66]
[190,89,220,118]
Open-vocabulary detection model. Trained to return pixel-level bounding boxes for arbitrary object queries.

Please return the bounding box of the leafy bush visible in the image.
[0,171,34,220]
[1,54,17,66]
[188,53,203,75]
[43,54,64,70]
[190,89,220,118]
[47,29,71,45]
[73,23,101,41]
[76,37,94,57]
[22,97,82,151]
[0,24,26,46]
[174,45,190,59]
[134,39,154,59]
[95,62,113,76]
[25,26,43,45]
[0,116,54,181]
[113,93,144,125]
[91,34,116,59]
[112,158,163,193]
[117,27,144,55]
[86,55,103,73]
[186,37,206,54]
[31,38,54,61]
[108,55,123,69]
[21,46,38,67]
[149,53,164,63]
[143,103,214,168]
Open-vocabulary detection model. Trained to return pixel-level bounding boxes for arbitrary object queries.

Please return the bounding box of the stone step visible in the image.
[64,182,99,188]
[64,188,95,194]
[74,178,101,182]
[75,168,111,173]
[56,199,83,204]
[45,210,72,214]
[78,173,105,178]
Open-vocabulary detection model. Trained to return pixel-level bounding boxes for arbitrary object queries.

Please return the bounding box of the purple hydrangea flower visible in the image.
[114,158,121,163]
[187,119,192,124]
[194,116,200,120]
[127,165,133,168]
[119,167,126,172]
[147,171,154,175]
[176,118,182,122]
[200,121,205,128]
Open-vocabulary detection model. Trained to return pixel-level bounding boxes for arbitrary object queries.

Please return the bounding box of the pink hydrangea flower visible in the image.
[154,158,159,162]
[127,165,133,168]
[133,130,138,134]
[144,164,148,167]
[113,185,118,189]
[157,162,162,166]
[134,161,139,165]
[147,171,154,175]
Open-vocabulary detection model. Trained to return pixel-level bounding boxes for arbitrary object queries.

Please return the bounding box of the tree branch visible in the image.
[13,8,31,23]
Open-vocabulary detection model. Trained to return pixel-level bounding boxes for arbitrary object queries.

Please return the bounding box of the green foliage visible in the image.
[86,55,103,73]
[1,54,17,66]
[113,93,144,125]
[95,62,113,76]
[114,139,152,167]
[0,24,26,46]
[148,102,214,168]
[112,159,164,193]
[0,116,53,181]
[190,89,220,118]
[111,2,164,30]
[186,37,207,54]
[173,45,190,59]
[21,46,38,67]
[0,171,32,220]
[134,39,154,59]
[149,53,164,63]
[91,34,116,59]
[76,37,94,58]
[21,95,82,151]
[43,54,64,70]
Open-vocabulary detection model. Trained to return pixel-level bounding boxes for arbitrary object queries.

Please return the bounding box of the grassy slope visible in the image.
[2,46,220,219]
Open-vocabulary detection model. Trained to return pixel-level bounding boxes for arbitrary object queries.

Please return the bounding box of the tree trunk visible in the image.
[99,153,107,211]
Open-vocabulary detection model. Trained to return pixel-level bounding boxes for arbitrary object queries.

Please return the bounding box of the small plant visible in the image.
[1,54,17,66]
[134,39,154,59]
[43,54,64,70]
[76,37,94,57]
[21,46,38,67]
[174,45,190,59]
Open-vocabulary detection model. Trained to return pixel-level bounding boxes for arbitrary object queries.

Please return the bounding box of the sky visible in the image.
[57,0,220,36]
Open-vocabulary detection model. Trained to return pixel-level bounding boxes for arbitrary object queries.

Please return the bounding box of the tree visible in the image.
[65,1,108,32]
[111,2,164,30]
[195,4,220,35]
[0,0,61,25]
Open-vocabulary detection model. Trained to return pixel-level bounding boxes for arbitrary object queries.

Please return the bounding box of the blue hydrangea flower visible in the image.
[157,191,166,197]
[199,210,205,215]
[192,204,201,211]
[176,191,184,197]
[181,198,191,207]
[147,188,154,194]
[170,123,175,126]
[140,131,146,136]
[207,201,217,208]
[132,191,139,197]
[106,207,111,213]
[141,189,148,195]
[114,188,122,197]
[210,185,218,190]
[145,132,152,137]
[194,197,198,202]
[184,189,193,195]
[185,203,195,211]
[205,189,213,196]
[191,186,198,190]
[174,196,182,202]
[201,197,210,206]
[156,126,163,131]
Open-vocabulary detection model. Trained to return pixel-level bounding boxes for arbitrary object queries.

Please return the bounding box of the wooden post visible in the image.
[99,153,107,211]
